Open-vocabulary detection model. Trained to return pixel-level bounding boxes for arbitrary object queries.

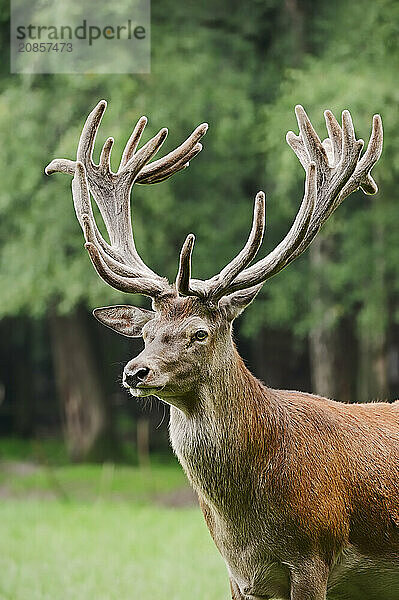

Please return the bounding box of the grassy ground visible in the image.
[0,444,230,600]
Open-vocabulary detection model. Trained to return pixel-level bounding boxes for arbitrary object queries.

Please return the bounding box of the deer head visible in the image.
[46,101,382,413]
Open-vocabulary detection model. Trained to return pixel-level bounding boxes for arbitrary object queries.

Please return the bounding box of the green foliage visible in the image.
[0,30,263,316]
[0,0,398,345]
[243,0,399,338]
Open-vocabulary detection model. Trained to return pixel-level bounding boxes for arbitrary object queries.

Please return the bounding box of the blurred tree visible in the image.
[0,1,283,454]
[0,0,398,459]
[250,0,399,400]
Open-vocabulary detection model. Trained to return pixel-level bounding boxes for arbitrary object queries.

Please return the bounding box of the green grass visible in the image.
[0,461,189,502]
[0,437,69,464]
[0,457,230,600]
[0,501,229,600]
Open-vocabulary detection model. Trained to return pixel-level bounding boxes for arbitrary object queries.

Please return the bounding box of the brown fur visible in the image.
[91,284,399,600]
[116,296,399,600]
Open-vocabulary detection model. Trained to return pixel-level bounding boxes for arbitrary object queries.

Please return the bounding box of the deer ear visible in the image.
[93,305,155,337]
[219,284,263,321]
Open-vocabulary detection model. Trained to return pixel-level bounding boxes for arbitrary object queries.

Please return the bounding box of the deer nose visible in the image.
[124,366,150,388]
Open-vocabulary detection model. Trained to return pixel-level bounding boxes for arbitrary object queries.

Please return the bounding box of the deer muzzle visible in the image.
[123,358,168,397]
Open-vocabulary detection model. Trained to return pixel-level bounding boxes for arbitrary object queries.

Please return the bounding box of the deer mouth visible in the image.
[128,385,164,397]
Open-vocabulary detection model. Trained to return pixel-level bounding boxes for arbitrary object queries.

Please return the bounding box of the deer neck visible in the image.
[169,344,281,509]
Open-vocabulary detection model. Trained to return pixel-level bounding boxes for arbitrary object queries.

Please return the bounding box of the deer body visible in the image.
[46,101,398,599]
[166,314,398,600]
[169,334,399,599]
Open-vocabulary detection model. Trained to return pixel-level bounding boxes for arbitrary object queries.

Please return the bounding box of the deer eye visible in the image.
[193,329,208,341]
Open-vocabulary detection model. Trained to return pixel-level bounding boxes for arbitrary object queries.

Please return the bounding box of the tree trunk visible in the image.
[11,319,35,436]
[357,326,389,402]
[49,308,112,461]
[309,324,337,399]
[357,215,389,402]
[309,237,339,400]
[335,316,357,404]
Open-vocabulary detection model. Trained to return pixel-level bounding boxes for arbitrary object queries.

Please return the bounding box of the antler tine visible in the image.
[77,100,107,166]
[340,110,364,179]
[119,127,169,181]
[205,192,266,299]
[176,234,195,296]
[136,122,208,184]
[99,137,114,173]
[337,113,383,201]
[45,101,107,176]
[119,116,148,169]
[359,114,383,174]
[295,105,329,174]
[218,163,316,294]
[177,192,266,299]
[45,99,111,178]
[285,132,309,170]
[140,142,203,185]
[85,242,167,297]
[324,110,342,166]
[45,158,76,176]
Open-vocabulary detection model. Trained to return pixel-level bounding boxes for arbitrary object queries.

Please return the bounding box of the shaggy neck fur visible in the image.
[169,337,287,513]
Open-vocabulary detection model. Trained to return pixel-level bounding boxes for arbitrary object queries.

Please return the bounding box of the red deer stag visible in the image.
[46,101,399,600]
